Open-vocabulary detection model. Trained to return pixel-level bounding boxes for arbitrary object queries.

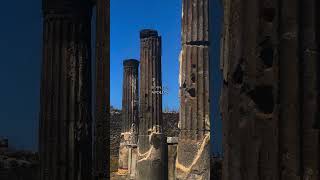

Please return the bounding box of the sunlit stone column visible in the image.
[175,0,211,179]
[136,29,167,180]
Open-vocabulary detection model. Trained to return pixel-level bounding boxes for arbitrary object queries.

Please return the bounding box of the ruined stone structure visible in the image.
[40,0,109,180]
[111,110,179,178]
[136,29,167,180]
[118,59,139,172]
[220,0,320,179]
[175,0,211,179]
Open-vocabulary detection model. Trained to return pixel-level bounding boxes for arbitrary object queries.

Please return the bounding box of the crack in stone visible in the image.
[137,147,154,162]
[185,41,210,46]
[175,133,210,174]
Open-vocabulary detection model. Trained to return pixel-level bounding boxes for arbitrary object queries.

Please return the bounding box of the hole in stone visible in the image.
[182,82,187,88]
[147,106,151,112]
[262,7,275,22]
[259,38,273,68]
[187,88,196,97]
[192,64,196,69]
[248,86,274,113]
[145,94,148,98]
[233,64,243,84]
[191,73,196,83]
[260,47,274,68]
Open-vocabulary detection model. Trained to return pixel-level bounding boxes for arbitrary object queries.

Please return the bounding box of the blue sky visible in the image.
[210,0,223,155]
[110,0,182,110]
[0,0,42,150]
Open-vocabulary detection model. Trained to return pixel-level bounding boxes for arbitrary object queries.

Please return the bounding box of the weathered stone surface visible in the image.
[137,133,167,180]
[163,112,180,137]
[220,0,320,179]
[176,0,210,179]
[110,108,122,160]
[110,110,179,174]
[110,110,178,160]
[167,139,178,180]
[167,137,179,144]
[137,29,167,180]
[40,1,93,180]
[118,137,130,171]
[128,146,138,179]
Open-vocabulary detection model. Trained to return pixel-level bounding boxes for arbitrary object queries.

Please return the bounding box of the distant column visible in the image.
[40,1,93,180]
[175,0,210,179]
[136,29,167,180]
[118,59,139,172]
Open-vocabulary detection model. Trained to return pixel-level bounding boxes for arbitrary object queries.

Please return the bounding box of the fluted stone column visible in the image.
[175,0,210,179]
[301,0,319,179]
[118,59,139,172]
[39,1,93,180]
[136,29,167,180]
[94,0,110,179]
[220,0,320,179]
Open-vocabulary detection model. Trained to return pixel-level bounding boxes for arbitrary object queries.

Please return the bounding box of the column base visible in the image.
[136,133,167,180]
[175,132,210,180]
[118,132,132,172]
[128,144,138,179]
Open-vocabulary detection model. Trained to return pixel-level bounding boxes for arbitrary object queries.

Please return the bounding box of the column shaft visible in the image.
[40,1,93,180]
[118,59,139,171]
[176,0,210,179]
[220,0,320,179]
[137,29,166,180]
[94,0,110,179]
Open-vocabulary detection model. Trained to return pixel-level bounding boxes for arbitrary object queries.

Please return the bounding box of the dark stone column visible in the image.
[175,0,210,179]
[40,1,93,180]
[301,0,319,179]
[93,0,110,179]
[279,0,301,179]
[118,59,139,172]
[220,0,320,179]
[136,29,167,180]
